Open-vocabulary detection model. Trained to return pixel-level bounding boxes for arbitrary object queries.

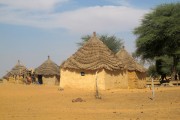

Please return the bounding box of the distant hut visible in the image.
[35,56,60,85]
[60,32,127,90]
[116,47,146,89]
[3,60,28,83]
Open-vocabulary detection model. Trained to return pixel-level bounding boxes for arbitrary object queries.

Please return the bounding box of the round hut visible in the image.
[35,56,60,85]
[116,47,147,88]
[3,60,28,83]
[60,32,127,90]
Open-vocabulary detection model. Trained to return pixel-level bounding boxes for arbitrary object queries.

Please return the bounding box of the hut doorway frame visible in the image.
[38,75,43,84]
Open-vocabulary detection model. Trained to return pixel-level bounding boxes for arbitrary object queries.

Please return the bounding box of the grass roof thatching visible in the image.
[61,32,124,71]
[3,60,28,78]
[116,47,146,73]
[35,56,60,76]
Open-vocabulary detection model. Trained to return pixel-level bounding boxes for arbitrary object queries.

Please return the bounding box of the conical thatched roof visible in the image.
[61,32,124,71]
[3,60,28,78]
[116,47,146,72]
[35,56,60,76]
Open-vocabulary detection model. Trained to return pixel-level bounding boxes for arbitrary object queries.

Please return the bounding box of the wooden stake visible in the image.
[151,77,155,100]
[95,71,101,99]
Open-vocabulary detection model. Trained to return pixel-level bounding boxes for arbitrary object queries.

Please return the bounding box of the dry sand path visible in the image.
[0,83,180,120]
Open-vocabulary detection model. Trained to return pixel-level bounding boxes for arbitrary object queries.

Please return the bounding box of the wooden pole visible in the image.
[95,71,101,99]
[177,79,179,86]
[177,74,179,86]
[151,77,155,100]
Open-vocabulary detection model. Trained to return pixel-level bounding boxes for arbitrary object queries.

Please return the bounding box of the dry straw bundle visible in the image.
[61,32,124,71]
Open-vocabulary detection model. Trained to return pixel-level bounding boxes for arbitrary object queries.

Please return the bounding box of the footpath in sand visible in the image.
[0,83,180,120]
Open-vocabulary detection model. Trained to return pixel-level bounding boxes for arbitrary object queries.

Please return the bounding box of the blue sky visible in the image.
[0,0,179,77]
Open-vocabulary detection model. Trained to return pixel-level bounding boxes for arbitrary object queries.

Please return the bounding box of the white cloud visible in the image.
[0,2,149,34]
[54,6,148,33]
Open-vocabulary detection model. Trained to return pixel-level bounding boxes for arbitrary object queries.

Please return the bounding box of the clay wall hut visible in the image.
[60,32,127,90]
[3,60,28,83]
[116,47,147,89]
[35,56,60,85]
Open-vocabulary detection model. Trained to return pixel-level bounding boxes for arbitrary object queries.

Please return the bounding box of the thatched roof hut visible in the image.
[35,56,60,85]
[3,60,28,78]
[116,47,146,89]
[61,32,124,71]
[60,32,128,90]
[35,56,60,76]
[116,46,146,73]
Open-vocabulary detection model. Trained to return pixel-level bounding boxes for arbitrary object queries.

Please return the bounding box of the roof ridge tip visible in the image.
[18,60,20,64]
[48,55,50,60]
[93,32,96,37]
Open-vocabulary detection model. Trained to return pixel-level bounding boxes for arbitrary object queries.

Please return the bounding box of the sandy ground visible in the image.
[0,83,180,120]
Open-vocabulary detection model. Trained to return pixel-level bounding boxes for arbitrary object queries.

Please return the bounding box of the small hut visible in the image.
[116,47,147,88]
[35,56,60,85]
[60,32,127,90]
[3,60,28,83]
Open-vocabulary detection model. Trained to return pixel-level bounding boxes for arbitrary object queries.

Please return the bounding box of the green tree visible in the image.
[147,65,159,78]
[134,3,180,80]
[156,56,173,83]
[77,34,124,53]
[156,56,172,75]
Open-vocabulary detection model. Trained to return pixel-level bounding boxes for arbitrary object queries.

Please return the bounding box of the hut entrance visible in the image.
[38,75,43,84]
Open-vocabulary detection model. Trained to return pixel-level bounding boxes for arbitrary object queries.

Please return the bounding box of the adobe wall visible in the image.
[43,75,58,85]
[128,71,146,89]
[60,69,105,90]
[104,70,128,89]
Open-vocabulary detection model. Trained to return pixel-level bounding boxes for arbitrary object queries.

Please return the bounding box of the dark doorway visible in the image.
[38,75,43,84]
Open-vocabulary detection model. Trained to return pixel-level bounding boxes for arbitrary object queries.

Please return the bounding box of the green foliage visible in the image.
[147,65,159,78]
[132,51,156,67]
[134,3,180,80]
[77,34,124,53]
[155,56,172,75]
[134,3,180,59]
[77,35,91,47]
[176,61,180,72]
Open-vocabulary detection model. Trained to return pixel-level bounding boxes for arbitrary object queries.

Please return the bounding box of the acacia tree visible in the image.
[156,56,172,82]
[77,34,124,53]
[147,65,159,78]
[134,3,180,80]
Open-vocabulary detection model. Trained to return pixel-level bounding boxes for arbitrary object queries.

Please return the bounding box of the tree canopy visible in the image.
[134,3,180,59]
[155,56,172,75]
[77,34,124,53]
[147,65,158,78]
[134,3,180,80]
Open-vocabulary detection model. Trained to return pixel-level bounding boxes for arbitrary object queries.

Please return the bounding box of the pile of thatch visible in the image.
[35,56,60,76]
[61,32,124,71]
[116,47,146,73]
[3,60,28,78]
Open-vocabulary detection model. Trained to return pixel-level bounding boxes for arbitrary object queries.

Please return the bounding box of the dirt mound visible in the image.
[72,97,86,102]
